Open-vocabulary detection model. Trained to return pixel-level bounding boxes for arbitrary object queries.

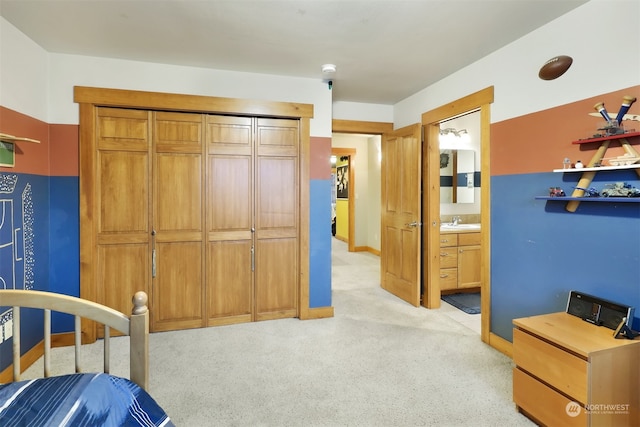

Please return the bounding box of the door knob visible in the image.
[405,221,422,228]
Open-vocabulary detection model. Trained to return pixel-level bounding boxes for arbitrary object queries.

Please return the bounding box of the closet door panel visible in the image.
[98,151,149,234]
[155,153,202,232]
[92,107,151,331]
[255,118,299,319]
[207,240,253,325]
[256,157,296,231]
[206,115,254,323]
[206,115,253,156]
[97,243,149,322]
[255,238,297,320]
[156,112,203,153]
[97,107,149,151]
[153,241,203,331]
[207,156,252,232]
[256,118,299,156]
[153,112,205,330]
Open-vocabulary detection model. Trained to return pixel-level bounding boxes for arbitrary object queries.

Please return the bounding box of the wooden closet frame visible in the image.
[74,86,315,342]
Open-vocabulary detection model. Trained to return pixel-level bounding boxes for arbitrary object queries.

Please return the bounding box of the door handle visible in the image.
[405,221,422,228]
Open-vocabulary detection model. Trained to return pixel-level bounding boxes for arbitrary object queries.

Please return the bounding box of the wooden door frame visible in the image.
[74,86,315,343]
[331,147,356,251]
[421,86,494,345]
[332,120,394,252]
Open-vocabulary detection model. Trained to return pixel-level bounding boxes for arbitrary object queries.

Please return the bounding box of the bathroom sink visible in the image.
[440,223,481,230]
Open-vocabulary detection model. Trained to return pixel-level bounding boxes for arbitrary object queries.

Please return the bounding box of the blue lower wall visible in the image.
[49,176,80,333]
[0,172,50,370]
[309,179,332,308]
[491,171,640,341]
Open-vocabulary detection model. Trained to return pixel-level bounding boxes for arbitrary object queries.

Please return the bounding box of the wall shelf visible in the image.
[572,130,640,145]
[0,132,40,144]
[535,196,640,203]
[553,164,640,173]
[556,129,640,212]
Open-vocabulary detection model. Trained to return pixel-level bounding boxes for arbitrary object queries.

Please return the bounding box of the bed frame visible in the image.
[0,290,149,390]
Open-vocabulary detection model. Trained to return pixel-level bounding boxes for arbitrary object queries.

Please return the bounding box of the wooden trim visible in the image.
[301,306,335,320]
[74,86,313,119]
[420,86,494,124]
[479,102,492,345]
[0,340,44,383]
[353,246,380,256]
[299,117,311,318]
[420,86,494,345]
[78,101,97,343]
[489,332,513,358]
[332,119,393,134]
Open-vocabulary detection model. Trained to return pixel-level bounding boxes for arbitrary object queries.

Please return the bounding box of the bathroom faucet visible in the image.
[452,216,461,225]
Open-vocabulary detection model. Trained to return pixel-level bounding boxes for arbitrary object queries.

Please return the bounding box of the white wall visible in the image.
[0,17,49,122]
[0,17,333,137]
[394,0,640,127]
[333,101,393,124]
[367,135,382,251]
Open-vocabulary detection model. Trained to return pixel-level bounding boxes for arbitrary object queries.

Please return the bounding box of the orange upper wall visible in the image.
[0,106,78,176]
[491,85,640,176]
[1,105,327,179]
[310,136,331,180]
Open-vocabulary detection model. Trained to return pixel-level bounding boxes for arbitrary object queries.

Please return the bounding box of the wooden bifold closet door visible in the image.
[90,107,299,333]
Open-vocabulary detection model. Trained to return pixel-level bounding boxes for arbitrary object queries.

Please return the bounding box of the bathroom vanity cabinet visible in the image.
[439,231,481,291]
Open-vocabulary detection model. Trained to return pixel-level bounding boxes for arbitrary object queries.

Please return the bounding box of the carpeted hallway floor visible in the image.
[24,238,534,426]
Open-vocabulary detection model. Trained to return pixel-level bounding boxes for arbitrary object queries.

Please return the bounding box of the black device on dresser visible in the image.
[566,290,635,330]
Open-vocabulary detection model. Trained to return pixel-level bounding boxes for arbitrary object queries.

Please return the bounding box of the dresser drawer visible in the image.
[439,248,458,268]
[439,234,458,247]
[439,268,457,290]
[514,367,587,427]
[513,328,588,404]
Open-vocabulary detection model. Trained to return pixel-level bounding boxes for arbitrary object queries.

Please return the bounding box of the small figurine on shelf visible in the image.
[549,187,565,197]
[574,160,584,169]
[601,182,640,197]
[563,158,571,169]
[574,186,599,197]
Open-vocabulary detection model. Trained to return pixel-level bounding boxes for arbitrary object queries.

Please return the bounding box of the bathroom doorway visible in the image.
[421,87,494,344]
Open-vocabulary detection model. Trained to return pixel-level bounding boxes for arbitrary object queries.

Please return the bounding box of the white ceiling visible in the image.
[0,0,588,105]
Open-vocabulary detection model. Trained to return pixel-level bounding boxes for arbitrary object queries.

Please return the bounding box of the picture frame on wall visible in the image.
[0,141,15,168]
[336,165,349,199]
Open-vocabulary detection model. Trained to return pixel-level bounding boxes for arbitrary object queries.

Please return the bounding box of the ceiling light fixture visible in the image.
[439,128,470,144]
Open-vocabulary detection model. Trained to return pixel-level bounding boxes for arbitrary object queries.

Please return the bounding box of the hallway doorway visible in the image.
[331,134,383,256]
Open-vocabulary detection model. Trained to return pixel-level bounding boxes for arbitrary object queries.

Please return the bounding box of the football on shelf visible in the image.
[538,55,573,80]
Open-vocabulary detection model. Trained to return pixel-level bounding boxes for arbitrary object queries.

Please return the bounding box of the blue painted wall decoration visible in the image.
[0,172,50,368]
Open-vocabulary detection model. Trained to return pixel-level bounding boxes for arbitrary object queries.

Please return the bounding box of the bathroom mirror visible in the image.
[440,149,476,203]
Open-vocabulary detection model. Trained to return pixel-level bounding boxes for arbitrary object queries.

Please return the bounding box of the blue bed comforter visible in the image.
[0,373,174,426]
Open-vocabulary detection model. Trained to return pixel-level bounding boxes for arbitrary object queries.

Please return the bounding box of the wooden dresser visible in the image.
[513,312,640,427]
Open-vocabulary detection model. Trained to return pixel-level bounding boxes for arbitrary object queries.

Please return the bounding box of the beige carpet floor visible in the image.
[23,238,534,426]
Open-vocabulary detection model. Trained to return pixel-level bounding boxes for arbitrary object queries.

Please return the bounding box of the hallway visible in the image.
[331,238,481,334]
